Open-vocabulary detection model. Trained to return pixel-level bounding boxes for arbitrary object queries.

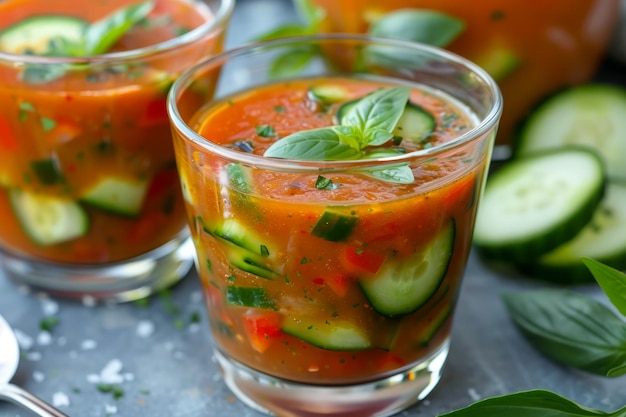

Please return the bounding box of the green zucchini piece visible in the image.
[520,182,626,283]
[311,211,358,242]
[359,220,454,317]
[474,147,606,262]
[9,189,88,246]
[515,84,626,181]
[281,315,371,351]
[226,286,275,309]
[0,15,88,55]
[80,177,149,216]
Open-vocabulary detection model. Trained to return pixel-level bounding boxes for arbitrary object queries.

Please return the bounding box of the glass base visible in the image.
[0,233,196,303]
[214,340,450,417]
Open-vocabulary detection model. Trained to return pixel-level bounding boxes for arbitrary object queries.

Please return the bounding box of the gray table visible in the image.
[1,1,626,416]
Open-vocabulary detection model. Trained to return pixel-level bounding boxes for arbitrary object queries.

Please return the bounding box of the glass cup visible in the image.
[0,0,234,302]
[168,35,502,417]
[308,0,619,158]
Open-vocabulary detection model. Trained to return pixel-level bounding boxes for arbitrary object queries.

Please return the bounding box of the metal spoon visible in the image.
[0,314,70,417]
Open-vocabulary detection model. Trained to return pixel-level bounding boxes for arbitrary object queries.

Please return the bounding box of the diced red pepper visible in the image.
[325,273,353,297]
[47,118,81,146]
[374,352,406,373]
[343,246,386,275]
[0,116,18,151]
[242,309,282,353]
[140,98,169,126]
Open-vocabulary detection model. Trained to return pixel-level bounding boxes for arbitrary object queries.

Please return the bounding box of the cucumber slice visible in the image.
[515,84,626,181]
[474,147,606,262]
[281,315,371,351]
[521,182,626,283]
[226,286,275,310]
[307,85,350,104]
[9,189,88,246]
[80,177,149,216]
[0,15,88,54]
[392,101,436,144]
[359,220,455,317]
[311,211,358,242]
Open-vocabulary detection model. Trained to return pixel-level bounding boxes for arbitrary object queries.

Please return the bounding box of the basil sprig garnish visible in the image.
[264,86,415,184]
[502,258,626,377]
[437,389,626,417]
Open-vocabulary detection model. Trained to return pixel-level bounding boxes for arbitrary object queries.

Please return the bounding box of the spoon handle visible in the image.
[0,383,70,417]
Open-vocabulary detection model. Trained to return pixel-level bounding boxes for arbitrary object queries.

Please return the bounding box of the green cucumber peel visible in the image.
[264,86,415,184]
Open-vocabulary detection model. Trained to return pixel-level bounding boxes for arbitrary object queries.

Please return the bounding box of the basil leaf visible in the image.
[437,389,626,417]
[369,9,465,48]
[84,1,155,55]
[583,257,626,316]
[502,289,626,377]
[264,127,361,160]
[362,164,414,184]
[341,87,410,146]
[255,24,312,41]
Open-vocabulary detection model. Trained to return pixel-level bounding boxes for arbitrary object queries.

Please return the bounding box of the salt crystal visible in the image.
[40,299,59,316]
[37,331,52,346]
[86,374,100,384]
[189,323,200,333]
[52,392,70,407]
[13,329,34,350]
[105,404,118,414]
[81,339,97,350]
[136,320,155,338]
[468,388,481,402]
[99,359,124,384]
[27,352,42,361]
[33,371,45,382]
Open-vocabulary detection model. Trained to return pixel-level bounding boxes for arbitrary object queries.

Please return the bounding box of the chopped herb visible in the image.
[274,105,286,113]
[40,117,57,132]
[256,124,276,138]
[490,10,506,20]
[39,316,59,332]
[173,25,190,36]
[260,245,270,257]
[96,384,125,400]
[190,311,201,323]
[315,175,338,190]
[19,102,36,112]
[206,258,213,273]
[300,257,308,264]
[31,159,64,185]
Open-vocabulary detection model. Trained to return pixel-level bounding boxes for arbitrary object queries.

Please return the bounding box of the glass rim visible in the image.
[0,0,235,64]
[168,33,504,170]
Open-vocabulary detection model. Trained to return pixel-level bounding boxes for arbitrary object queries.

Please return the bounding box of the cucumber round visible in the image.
[359,220,454,317]
[474,147,606,262]
[9,189,89,246]
[514,84,626,181]
[519,182,626,283]
[0,15,88,55]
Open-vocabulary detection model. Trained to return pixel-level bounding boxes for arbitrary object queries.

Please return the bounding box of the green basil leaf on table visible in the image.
[583,257,626,316]
[502,289,626,377]
[437,389,626,417]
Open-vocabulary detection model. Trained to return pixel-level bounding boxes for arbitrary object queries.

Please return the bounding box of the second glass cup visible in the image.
[0,0,234,301]
[168,35,502,416]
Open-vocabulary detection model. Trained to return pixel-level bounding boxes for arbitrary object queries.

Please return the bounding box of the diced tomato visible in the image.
[242,309,282,353]
[343,246,386,275]
[140,98,168,126]
[0,116,18,151]
[325,273,353,297]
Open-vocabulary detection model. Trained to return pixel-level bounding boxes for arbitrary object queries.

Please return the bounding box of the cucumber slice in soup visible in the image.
[359,220,455,317]
[521,182,626,283]
[81,177,149,216]
[9,189,88,246]
[515,84,626,181]
[307,85,350,104]
[0,15,88,54]
[474,147,606,262]
[281,315,371,351]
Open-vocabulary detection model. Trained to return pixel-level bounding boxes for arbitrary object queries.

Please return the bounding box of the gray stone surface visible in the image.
[1,1,626,416]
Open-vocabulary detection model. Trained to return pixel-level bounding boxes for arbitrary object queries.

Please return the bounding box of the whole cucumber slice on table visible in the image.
[9,189,89,246]
[520,182,626,283]
[359,220,455,317]
[474,147,606,263]
[514,84,626,181]
[0,15,89,54]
